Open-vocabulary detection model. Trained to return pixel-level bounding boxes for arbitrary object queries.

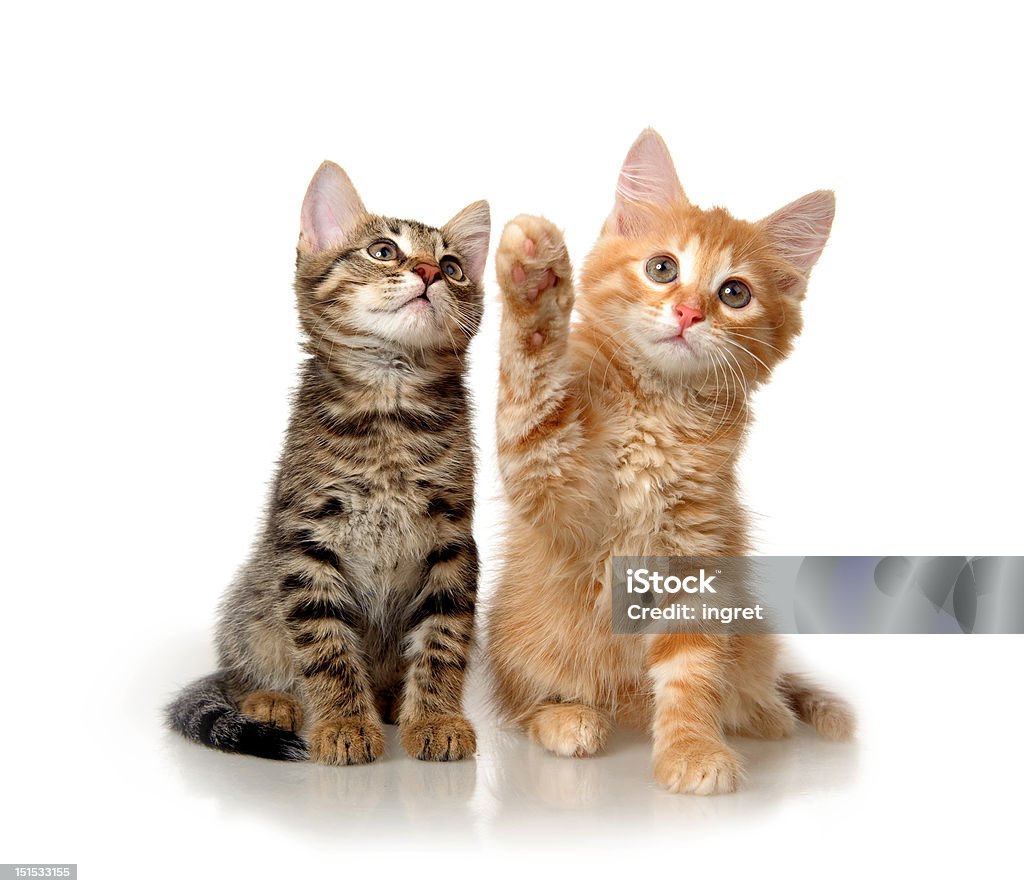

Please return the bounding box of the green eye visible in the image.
[368,240,399,261]
[440,256,465,282]
[645,255,678,284]
[718,279,752,308]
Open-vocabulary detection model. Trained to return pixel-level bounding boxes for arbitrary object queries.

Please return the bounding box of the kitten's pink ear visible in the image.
[760,190,835,279]
[607,128,688,237]
[443,200,490,282]
[298,161,367,255]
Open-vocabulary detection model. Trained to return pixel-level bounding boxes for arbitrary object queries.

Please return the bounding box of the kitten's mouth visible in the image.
[398,293,431,311]
[659,333,696,352]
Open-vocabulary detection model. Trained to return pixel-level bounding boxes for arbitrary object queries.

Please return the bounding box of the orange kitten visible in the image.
[487,129,854,794]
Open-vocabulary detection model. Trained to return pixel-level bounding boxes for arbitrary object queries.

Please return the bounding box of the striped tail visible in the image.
[165,671,308,761]
[779,673,856,742]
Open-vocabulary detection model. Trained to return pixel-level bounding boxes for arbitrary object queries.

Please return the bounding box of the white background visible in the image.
[2,2,1022,889]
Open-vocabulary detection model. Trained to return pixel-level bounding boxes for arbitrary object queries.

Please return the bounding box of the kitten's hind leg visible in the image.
[779,673,856,741]
[726,692,796,740]
[525,701,612,758]
[240,691,305,734]
[723,636,796,740]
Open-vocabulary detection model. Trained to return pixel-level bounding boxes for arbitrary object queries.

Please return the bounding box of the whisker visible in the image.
[718,333,773,376]
[702,354,732,441]
[599,338,630,395]
[706,343,752,475]
[583,326,631,413]
[718,328,786,354]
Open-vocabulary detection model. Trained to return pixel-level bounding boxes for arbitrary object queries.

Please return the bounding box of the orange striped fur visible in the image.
[487,130,854,794]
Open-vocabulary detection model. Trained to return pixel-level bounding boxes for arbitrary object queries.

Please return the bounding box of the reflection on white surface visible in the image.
[159,660,860,848]
[8,631,1018,888]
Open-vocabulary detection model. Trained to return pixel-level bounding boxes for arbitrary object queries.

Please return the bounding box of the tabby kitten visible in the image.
[487,130,853,793]
[167,162,489,764]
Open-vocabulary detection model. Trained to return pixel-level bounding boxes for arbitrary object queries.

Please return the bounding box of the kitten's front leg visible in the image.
[526,700,612,758]
[398,537,478,761]
[496,214,575,361]
[648,635,743,794]
[283,577,384,765]
[496,216,586,514]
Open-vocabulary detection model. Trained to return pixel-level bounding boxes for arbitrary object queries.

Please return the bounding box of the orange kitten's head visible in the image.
[579,130,833,385]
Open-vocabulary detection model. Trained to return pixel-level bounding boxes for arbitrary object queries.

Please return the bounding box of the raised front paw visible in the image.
[308,716,385,766]
[496,214,573,345]
[653,738,743,795]
[400,714,477,762]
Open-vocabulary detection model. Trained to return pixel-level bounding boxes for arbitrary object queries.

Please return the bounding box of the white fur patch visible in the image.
[394,232,413,257]
[676,236,700,287]
[405,622,431,657]
[709,247,734,292]
[650,650,711,697]
[656,301,678,330]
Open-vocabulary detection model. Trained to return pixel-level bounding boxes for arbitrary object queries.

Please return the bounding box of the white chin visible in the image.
[645,338,706,377]
[391,308,447,348]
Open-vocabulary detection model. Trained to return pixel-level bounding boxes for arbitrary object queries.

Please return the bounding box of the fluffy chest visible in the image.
[316,480,433,594]
[289,381,474,592]
[607,412,734,557]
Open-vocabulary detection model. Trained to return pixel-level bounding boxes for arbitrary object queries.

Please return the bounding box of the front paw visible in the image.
[496,215,573,341]
[400,714,477,762]
[528,702,611,757]
[653,738,743,795]
[308,716,385,766]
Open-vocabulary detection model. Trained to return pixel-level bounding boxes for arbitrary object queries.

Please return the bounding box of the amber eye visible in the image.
[367,240,399,261]
[718,279,752,308]
[440,256,465,282]
[645,255,678,284]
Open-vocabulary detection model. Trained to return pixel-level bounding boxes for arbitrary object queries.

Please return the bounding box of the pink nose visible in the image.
[674,304,704,332]
[414,262,441,286]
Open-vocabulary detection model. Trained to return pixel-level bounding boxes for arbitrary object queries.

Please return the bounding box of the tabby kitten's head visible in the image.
[294,162,490,357]
[579,130,834,386]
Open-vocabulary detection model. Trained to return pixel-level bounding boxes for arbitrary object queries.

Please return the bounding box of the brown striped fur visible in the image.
[166,162,489,764]
[487,130,853,794]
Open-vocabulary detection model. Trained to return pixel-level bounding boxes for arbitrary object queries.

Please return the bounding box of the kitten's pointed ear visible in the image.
[606,128,688,237]
[761,190,835,280]
[443,200,490,282]
[299,161,367,255]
